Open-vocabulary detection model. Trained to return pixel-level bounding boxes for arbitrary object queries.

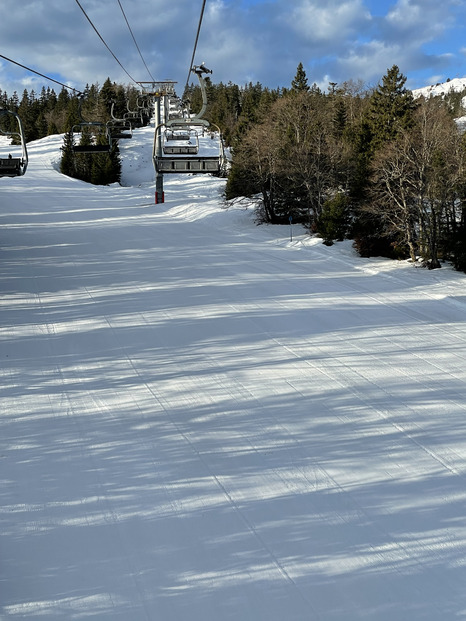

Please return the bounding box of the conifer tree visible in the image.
[113,86,128,120]
[90,140,121,185]
[60,130,76,177]
[17,89,38,141]
[108,141,122,183]
[35,112,48,139]
[56,87,70,115]
[63,96,81,133]
[367,65,417,150]
[99,78,116,118]
[332,97,347,138]
[74,127,93,181]
[291,63,310,93]
[47,120,59,135]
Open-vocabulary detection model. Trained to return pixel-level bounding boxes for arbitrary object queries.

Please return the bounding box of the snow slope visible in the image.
[412,76,466,99]
[2,125,466,620]
[412,77,466,129]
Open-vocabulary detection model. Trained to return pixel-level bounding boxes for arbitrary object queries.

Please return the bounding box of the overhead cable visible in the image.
[74,0,139,85]
[116,0,156,82]
[185,0,207,92]
[0,53,82,94]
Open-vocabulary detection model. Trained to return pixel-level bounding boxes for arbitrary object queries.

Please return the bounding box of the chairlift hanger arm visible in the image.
[189,64,212,120]
[110,101,125,123]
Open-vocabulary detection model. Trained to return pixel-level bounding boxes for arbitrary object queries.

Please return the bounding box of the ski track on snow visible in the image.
[2,128,466,620]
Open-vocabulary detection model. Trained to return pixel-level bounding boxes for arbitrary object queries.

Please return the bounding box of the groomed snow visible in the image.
[2,124,466,620]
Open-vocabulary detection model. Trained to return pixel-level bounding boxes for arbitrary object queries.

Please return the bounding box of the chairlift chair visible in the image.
[165,130,191,141]
[153,65,226,175]
[107,119,133,140]
[0,109,28,177]
[163,129,199,155]
[125,101,145,127]
[108,102,133,139]
[155,120,225,174]
[71,122,112,154]
[124,112,144,128]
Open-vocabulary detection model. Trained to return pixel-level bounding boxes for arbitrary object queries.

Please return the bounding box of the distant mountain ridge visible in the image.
[411,77,466,128]
[412,77,466,98]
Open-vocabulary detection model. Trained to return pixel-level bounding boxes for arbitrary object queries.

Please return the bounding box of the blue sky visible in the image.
[1,0,466,97]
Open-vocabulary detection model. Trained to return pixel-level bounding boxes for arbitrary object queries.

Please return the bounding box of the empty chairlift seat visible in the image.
[156,156,222,173]
[107,118,133,141]
[163,144,199,154]
[165,131,191,141]
[72,144,112,153]
[163,130,199,155]
[71,122,112,154]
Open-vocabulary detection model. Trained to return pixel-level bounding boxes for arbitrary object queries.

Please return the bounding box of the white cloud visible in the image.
[337,39,406,84]
[284,0,371,43]
[385,0,457,41]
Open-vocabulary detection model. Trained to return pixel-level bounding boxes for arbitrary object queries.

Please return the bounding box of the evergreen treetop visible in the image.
[291,63,310,93]
[367,64,417,148]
